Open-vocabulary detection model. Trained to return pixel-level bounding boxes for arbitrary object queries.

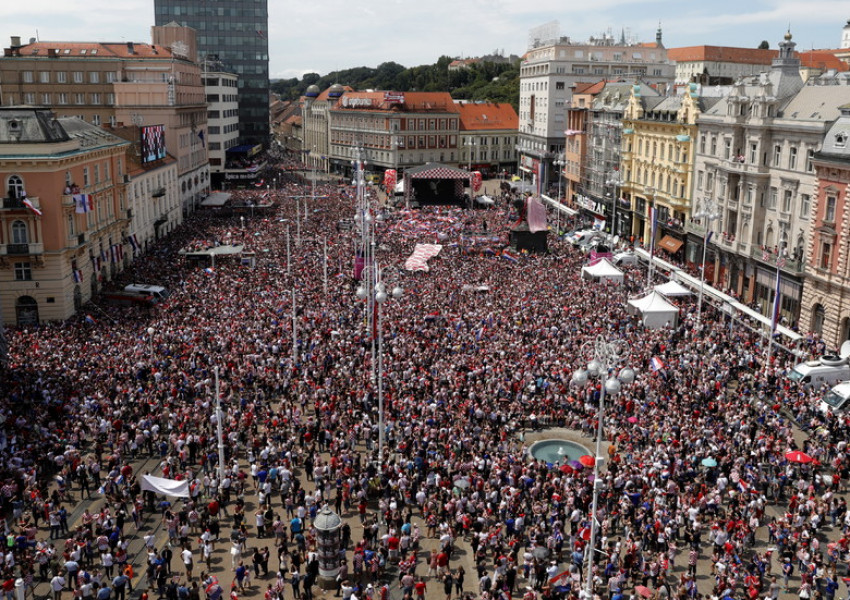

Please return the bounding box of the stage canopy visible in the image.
[654,280,692,297]
[403,163,472,207]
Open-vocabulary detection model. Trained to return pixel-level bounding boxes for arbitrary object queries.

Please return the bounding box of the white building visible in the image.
[518,25,674,192]
[203,67,240,188]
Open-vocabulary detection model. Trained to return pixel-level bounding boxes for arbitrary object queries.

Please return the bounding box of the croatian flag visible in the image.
[501,250,518,263]
[128,235,139,252]
[84,315,97,325]
[203,267,215,275]
[74,194,90,214]
[22,197,42,216]
[254,179,265,188]
[72,269,83,283]
[650,356,664,372]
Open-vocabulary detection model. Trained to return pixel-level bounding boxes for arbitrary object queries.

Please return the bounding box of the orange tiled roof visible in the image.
[573,81,608,95]
[454,102,518,131]
[333,91,456,112]
[666,45,777,64]
[14,41,173,59]
[798,50,849,71]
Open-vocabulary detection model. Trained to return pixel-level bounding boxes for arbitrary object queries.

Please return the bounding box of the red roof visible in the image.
[667,45,777,65]
[798,50,849,72]
[454,102,518,131]
[13,41,173,59]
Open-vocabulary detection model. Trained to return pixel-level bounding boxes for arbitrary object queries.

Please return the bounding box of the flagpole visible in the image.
[644,186,657,288]
[764,237,786,374]
[215,367,225,489]
[323,236,328,296]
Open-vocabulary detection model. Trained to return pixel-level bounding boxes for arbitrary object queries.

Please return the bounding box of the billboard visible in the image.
[141,124,166,164]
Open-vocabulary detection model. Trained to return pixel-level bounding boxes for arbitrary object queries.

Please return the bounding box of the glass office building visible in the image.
[154,0,270,147]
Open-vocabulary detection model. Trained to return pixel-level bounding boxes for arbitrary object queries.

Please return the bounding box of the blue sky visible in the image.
[0,0,846,80]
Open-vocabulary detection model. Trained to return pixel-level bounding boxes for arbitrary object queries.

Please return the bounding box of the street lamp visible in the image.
[552,155,566,233]
[356,265,403,470]
[643,185,657,287]
[693,197,721,323]
[466,139,477,172]
[605,171,622,238]
[765,232,788,373]
[572,336,636,600]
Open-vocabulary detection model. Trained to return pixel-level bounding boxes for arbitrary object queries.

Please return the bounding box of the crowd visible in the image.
[0,163,848,600]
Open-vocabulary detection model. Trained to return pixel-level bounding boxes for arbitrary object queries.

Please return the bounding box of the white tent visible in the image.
[580,258,624,284]
[654,280,693,297]
[627,291,679,329]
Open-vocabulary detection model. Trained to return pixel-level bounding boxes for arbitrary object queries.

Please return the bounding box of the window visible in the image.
[825,195,837,222]
[699,134,706,154]
[83,167,90,187]
[773,144,781,166]
[89,72,99,83]
[22,71,33,83]
[782,189,792,213]
[710,136,717,156]
[73,71,84,83]
[556,81,565,90]
[697,171,704,190]
[23,93,35,104]
[57,93,68,105]
[41,93,51,104]
[800,194,811,218]
[11,221,28,244]
[821,241,833,270]
[724,139,732,160]
[14,262,32,281]
[106,93,115,105]
[74,93,85,105]
[92,115,101,126]
[768,187,777,209]
[749,142,758,164]
[806,149,814,172]
[789,147,798,170]
[106,71,116,83]
[91,93,101,105]
[39,71,50,83]
[56,71,67,83]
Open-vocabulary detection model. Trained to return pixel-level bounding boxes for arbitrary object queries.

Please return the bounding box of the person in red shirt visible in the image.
[413,578,426,600]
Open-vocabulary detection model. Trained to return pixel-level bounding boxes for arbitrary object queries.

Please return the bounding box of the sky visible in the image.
[0,0,847,80]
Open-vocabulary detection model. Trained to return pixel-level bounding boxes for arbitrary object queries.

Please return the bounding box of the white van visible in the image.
[788,343,850,389]
[821,381,850,413]
[124,283,170,302]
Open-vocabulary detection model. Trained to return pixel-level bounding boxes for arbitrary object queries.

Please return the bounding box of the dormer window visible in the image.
[836,132,847,148]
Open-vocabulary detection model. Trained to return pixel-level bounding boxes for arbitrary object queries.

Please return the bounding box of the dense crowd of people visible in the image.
[0,163,848,600]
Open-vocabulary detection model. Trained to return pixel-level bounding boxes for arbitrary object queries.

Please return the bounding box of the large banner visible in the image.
[141,474,190,498]
[471,171,483,192]
[404,244,443,272]
[384,170,397,195]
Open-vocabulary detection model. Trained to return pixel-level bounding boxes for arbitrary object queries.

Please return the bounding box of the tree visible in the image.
[758,40,770,49]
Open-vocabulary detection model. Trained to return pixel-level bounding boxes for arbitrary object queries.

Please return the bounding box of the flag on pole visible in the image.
[72,269,83,283]
[84,315,97,325]
[650,356,665,371]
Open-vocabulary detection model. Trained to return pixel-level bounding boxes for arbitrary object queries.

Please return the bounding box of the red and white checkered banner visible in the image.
[384,169,397,194]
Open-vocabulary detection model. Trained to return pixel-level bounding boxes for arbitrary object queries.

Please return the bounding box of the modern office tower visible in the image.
[154,0,270,147]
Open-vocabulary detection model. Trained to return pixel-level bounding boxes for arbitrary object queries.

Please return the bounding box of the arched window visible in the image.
[11,221,28,244]
[6,175,24,200]
[15,296,38,326]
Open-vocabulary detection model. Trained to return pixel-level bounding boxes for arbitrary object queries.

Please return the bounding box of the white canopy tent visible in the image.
[654,280,693,297]
[627,291,679,329]
[580,258,624,285]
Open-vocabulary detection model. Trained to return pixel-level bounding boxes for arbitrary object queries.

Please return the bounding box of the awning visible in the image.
[201,192,231,207]
[657,235,683,253]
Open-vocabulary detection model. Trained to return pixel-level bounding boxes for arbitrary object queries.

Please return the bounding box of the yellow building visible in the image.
[621,82,718,253]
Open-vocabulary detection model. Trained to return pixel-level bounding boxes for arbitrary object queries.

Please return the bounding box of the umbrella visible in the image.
[569,460,584,470]
[701,457,718,467]
[635,586,653,599]
[578,455,596,468]
[559,464,574,475]
[627,416,638,424]
[785,450,814,464]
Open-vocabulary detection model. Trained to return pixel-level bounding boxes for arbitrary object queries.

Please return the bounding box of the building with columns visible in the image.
[800,105,850,346]
[693,32,850,327]
[0,108,130,325]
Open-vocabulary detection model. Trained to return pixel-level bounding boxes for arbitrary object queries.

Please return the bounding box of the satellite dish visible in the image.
[841,340,850,359]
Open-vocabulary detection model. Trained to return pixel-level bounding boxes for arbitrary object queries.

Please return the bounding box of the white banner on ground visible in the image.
[141,474,191,498]
[404,244,443,272]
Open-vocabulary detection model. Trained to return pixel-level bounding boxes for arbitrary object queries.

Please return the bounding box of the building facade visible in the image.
[693,33,850,327]
[0,108,130,325]
[666,46,777,86]
[328,91,459,176]
[0,31,210,215]
[202,67,240,188]
[800,106,850,346]
[154,0,270,146]
[454,101,518,177]
[518,27,674,194]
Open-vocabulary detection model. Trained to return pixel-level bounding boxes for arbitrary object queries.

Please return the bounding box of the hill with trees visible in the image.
[270,55,520,110]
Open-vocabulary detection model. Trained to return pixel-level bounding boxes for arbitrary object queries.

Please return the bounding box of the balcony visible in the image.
[0,242,44,256]
[2,196,41,211]
[61,194,75,207]
[716,157,769,177]
[751,246,805,275]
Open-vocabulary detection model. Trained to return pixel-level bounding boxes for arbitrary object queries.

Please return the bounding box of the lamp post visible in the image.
[147,327,155,356]
[356,265,403,469]
[693,197,721,324]
[643,185,657,287]
[466,139,477,172]
[214,366,225,487]
[605,171,622,238]
[553,155,566,234]
[291,289,298,365]
[572,337,636,600]
[765,233,788,373]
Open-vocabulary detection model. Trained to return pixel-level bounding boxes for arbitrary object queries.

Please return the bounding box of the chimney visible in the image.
[10,36,21,47]
[127,41,135,54]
